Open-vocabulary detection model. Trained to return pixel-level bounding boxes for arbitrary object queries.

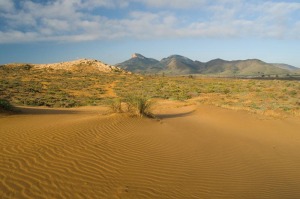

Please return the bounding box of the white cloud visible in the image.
[0,31,38,43]
[0,0,14,12]
[42,19,72,32]
[133,0,206,9]
[80,0,129,9]
[0,0,300,43]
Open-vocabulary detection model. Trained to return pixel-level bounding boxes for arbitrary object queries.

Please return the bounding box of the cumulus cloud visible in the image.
[0,31,38,43]
[0,0,14,12]
[0,0,299,43]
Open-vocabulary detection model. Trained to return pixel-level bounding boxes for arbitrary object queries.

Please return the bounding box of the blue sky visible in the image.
[0,0,300,67]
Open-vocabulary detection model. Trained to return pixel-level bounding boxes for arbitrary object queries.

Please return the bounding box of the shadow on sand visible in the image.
[15,106,80,115]
[155,109,196,119]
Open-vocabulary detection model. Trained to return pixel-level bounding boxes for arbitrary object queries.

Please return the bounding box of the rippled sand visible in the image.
[1,104,300,198]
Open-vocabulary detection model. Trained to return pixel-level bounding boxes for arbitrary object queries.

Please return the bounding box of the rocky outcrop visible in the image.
[3,59,126,73]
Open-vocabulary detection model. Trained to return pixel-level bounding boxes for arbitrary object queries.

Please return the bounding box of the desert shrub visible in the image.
[187,91,198,98]
[109,98,122,113]
[223,88,231,94]
[107,95,154,118]
[0,99,14,111]
[125,95,154,117]
[23,64,32,70]
[53,99,77,108]
[289,90,297,97]
[24,82,42,93]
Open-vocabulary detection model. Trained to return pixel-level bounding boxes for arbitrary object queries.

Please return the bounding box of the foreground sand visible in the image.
[1,103,300,199]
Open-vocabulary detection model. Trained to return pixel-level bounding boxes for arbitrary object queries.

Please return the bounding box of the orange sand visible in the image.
[1,103,300,198]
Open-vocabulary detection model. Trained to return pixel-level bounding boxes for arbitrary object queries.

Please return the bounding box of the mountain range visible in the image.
[117,53,300,76]
[2,55,299,77]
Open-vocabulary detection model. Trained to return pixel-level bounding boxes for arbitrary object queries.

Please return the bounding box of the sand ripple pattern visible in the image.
[1,107,300,198]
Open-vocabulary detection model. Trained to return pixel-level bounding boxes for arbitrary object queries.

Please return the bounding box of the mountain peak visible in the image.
[131,53,145,59]
[166,55,190,60]
[116,54,160,72]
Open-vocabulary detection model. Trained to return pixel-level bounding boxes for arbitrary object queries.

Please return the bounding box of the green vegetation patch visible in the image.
[0,99,14,112]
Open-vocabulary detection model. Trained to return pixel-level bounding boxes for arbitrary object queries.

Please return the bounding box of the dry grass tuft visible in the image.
[125,95,154,117]
[108,95,154,118]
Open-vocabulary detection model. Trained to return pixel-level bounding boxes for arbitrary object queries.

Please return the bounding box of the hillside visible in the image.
[0,59,128,108]
[2,59,125,73]
[117,54,298,76]
[200,59,291,76]
[272,63,300,71]
[116,53,163,73]
[116,54,199,75]
[160,55,201,74]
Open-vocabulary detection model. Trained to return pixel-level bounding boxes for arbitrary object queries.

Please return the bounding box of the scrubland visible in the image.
[1,66,299,117]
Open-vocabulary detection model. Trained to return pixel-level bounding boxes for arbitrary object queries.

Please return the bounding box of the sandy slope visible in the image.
[1,104,300,198]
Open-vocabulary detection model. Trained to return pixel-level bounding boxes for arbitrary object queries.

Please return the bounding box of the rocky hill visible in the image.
[160,55,200,74]
[117,54,298,76]
[2,59,125,73]
[116,53,162,73]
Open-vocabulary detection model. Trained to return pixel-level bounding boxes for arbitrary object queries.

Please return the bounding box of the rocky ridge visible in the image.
[35,59,124,73]
[2,59,125,73]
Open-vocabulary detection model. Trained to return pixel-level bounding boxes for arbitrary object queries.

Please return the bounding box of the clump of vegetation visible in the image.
[125,95,154,117]
[109,98,122,113]
[108,95,154,118]
[0,99,14,112]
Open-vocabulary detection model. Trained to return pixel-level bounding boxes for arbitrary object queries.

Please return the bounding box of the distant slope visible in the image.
[117,54,294,76]
[271,63,299,71]
[2,59,125,73]
[201,59,291,76]
[116,53,162,73]
[160,55,201,74]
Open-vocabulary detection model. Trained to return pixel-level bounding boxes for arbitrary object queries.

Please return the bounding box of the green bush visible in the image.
[0,99,14,111]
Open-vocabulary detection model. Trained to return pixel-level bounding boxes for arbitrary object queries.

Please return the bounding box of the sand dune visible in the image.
[1,104,300,198]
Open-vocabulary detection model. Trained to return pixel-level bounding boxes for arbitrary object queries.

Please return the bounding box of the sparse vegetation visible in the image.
[1,65,300,117]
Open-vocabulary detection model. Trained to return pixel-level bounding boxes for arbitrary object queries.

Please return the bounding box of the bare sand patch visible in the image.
[1,104,300,198]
